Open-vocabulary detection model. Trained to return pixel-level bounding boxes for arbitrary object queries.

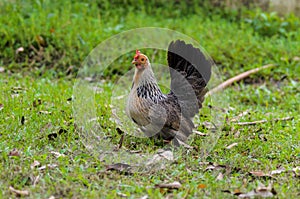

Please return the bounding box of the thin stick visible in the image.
[207,64,275,96]
[272,116,294,122]
[194,130,207,136]
[236,116,294,126]
[118,133,125,149]
[237,120,267,125]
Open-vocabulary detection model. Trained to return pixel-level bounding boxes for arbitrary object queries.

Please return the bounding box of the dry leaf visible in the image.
[47,164,58,169]
[38,165,46,170]
[0,103,3,111]
[199,161,210,166]
[205,163,226,171]
[155,181,182,189]
[105,163,131,173]
[250,171,273,178]
[50,151,65,158]
[250,171,265,176]
[9,148,20,157]
[270,167,286,175]
[129,150,142,154]
[159,188,167,194]
[16,47,24,54]
[238,190,255,198]
[39,110,52,115]
[234,130,240,138]
[37,164,58,170]
[293,56,300,61]
[238,183,276,198]
[157,149,174,161]
[226,142,238,149]
[146,149,174,167]
[9,186,29,196]
[216,172,224,181]
[197,184,206,189]
[31,160,40,169]
[292,166,300,176]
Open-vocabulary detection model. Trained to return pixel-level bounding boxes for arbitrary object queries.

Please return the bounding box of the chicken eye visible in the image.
[141,58,145,61]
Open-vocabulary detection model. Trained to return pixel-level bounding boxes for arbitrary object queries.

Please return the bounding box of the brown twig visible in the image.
[235,116,294,126]
[206,64,275,96]
[118,133,125,149]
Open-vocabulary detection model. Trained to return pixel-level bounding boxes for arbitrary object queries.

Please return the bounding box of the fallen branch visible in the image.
[235,116,294,126]
[207,64,275,96]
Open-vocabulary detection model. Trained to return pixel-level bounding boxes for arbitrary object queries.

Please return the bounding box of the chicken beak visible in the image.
[132,59,138,65]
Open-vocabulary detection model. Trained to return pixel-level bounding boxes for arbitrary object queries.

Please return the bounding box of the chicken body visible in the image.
[126,40,212,146]
[127,67,165,127]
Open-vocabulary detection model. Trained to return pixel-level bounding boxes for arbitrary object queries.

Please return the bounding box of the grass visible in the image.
[1,0,300,198]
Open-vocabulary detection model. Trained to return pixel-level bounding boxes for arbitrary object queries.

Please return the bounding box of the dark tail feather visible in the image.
[167,40,212,118]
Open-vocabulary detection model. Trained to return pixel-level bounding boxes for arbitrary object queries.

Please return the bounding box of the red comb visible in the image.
[134,49,140,59]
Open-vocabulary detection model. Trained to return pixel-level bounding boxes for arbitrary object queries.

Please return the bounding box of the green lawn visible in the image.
[0,1,299,198]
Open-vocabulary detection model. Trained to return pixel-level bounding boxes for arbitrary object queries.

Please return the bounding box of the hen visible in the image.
[126,40,212,146]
